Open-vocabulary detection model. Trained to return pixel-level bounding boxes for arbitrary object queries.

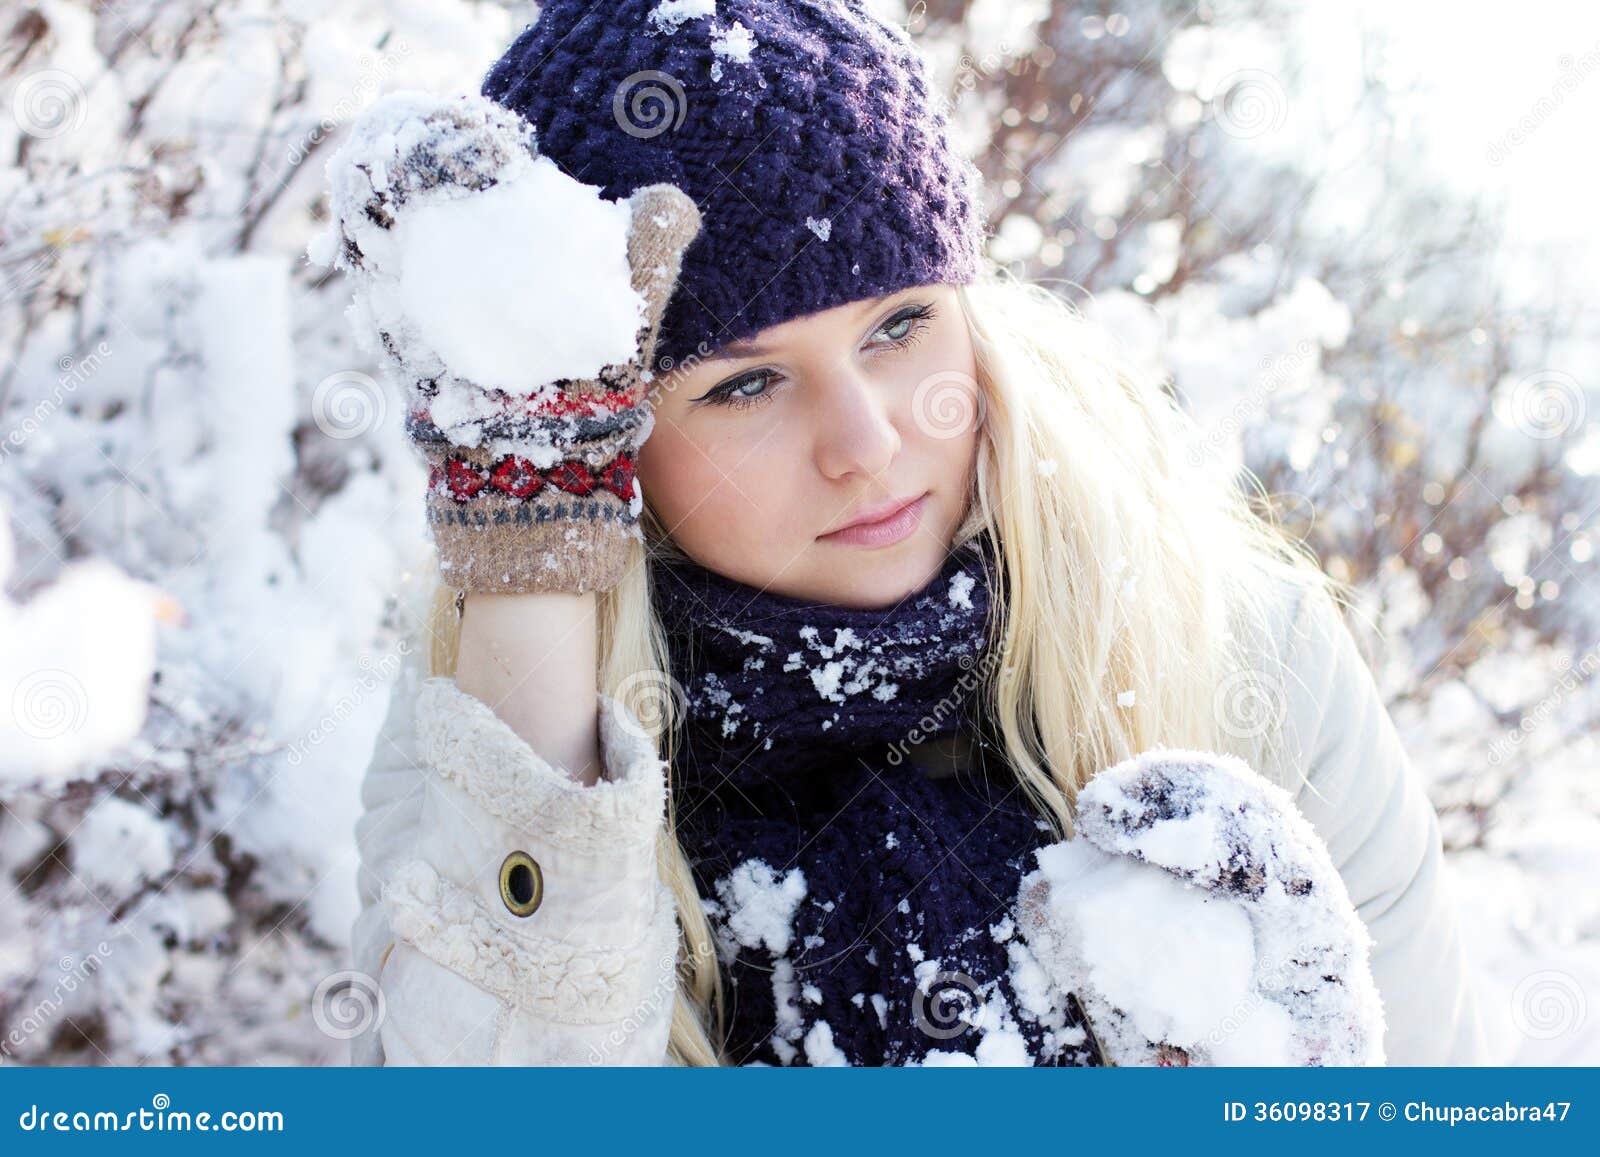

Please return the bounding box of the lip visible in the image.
[818,492,928,548]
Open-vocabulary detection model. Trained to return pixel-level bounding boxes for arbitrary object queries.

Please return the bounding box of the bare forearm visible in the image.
[453,590,602,786]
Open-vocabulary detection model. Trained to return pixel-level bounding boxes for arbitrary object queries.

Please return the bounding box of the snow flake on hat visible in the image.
[648,0,716,35]
[710,20,758,82]
[647,0,759,86]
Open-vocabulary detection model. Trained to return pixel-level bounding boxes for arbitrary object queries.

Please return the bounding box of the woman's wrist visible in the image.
[454,588,602,785]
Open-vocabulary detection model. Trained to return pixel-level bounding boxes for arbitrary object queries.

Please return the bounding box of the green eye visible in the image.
[704,369,779,410]
[874,302,935,347]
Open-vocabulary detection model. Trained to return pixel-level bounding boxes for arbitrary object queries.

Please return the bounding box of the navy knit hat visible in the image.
[481,0,986,371]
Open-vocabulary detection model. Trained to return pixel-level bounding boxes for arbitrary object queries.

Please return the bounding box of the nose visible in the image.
[811,367,902,481]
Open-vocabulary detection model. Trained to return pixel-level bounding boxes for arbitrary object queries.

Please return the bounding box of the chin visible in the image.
[810,538,953,609]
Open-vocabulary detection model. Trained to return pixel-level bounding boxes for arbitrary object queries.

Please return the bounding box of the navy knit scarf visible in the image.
[648,533,1104,1066]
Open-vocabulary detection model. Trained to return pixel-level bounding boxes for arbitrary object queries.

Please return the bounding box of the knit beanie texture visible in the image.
[481,0,986,370]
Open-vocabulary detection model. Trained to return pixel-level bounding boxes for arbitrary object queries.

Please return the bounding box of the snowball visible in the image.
[317,91,650,435]
[771,957,803,1060]
[1018,749,1386,1065]
[396,161,644,391]
[916,1049,979,1067]
[1032,838,1290,1062]
[974,1022,1035,1066]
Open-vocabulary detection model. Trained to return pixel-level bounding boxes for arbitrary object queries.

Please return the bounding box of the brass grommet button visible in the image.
[498,850,544,917]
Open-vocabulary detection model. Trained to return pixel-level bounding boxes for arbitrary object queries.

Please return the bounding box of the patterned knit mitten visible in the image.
[316,91,701,594]
[1015,748,1386,1066]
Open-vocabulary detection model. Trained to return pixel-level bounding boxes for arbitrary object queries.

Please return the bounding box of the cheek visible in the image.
[636,411,784,547]
[893,322,983,471]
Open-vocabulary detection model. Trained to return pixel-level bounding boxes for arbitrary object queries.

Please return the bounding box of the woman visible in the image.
[340,0,1487,1066]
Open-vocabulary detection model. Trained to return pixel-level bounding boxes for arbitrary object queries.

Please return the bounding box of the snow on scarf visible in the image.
[647,532,1106,1066]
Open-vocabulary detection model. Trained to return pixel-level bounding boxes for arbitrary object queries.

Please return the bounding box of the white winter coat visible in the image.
[348,575,1491,1066]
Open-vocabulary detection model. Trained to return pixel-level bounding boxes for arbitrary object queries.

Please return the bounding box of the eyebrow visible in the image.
[710,337,770,362]
[707,292,910,362]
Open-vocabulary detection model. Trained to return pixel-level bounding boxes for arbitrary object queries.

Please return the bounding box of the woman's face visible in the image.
[637,285,981,610]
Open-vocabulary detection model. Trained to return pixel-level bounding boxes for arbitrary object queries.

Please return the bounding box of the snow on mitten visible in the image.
[312,91,701,593]
[1015,748,1386,1066]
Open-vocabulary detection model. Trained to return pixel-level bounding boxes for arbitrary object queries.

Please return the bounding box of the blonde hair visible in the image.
[422,273,1342,1065]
